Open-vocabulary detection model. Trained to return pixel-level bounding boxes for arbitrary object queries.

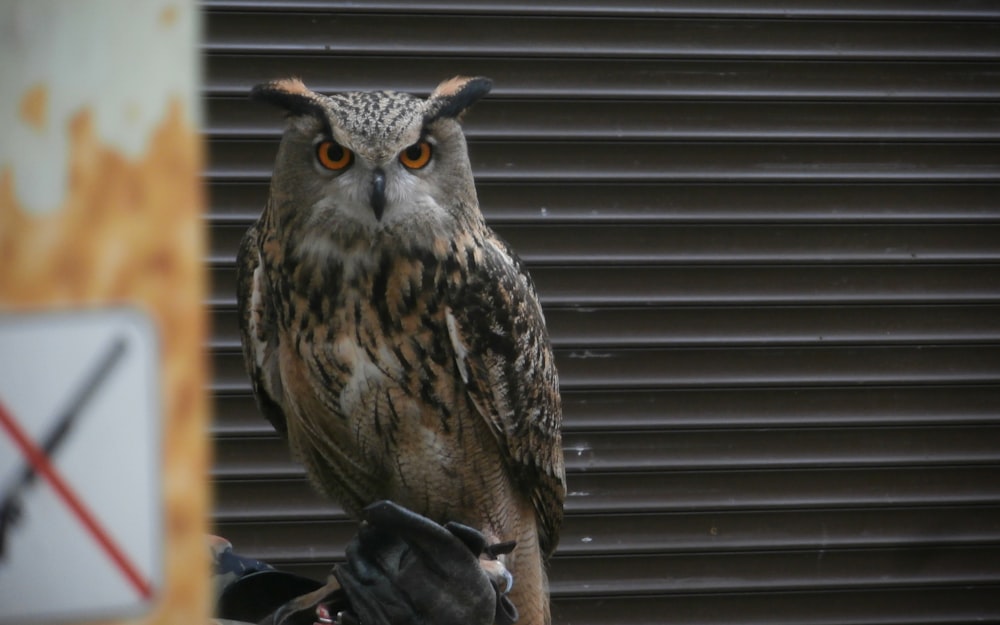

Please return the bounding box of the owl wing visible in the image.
[445,233,566,558]
[236,217,289,436]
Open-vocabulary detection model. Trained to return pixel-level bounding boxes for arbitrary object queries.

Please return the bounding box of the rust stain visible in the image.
[0,101,210,625]
[159,4,178,27]
[19,84,48,132]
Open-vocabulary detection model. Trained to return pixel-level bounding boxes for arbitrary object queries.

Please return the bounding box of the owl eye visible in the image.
[316,140,353,171]
[399,141,432,170]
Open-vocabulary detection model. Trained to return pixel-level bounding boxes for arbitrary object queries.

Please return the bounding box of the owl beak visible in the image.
[370,169,386,221]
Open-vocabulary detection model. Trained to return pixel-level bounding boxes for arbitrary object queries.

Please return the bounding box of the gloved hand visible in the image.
[332,500,518,625]
[247,500,518,625]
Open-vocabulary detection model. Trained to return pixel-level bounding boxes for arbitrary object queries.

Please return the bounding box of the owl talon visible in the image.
[499,568,514,595]
[480,558,514,595]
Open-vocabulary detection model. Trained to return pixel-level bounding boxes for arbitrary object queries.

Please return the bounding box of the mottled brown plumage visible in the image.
[236,76,565,625]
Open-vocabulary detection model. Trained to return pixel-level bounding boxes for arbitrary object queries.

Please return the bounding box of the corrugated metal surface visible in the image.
[203,2,1000,622]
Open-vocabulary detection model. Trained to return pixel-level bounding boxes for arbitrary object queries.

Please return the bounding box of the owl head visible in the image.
[251,76,492,242]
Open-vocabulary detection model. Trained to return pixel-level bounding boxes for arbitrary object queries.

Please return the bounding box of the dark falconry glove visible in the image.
[218,500,518,625]
[331,500,518,625]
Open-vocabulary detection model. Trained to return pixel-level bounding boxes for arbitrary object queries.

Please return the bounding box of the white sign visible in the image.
[0,309,162,624]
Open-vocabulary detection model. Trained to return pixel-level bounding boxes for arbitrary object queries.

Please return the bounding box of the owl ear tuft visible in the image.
[425,76,493,122]
[251,78,326,119]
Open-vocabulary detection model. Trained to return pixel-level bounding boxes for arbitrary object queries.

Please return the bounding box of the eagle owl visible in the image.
[236,76,566,625]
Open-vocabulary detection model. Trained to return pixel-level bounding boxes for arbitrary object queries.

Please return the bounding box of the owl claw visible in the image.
[480,558,514,595]
[499,568,514,595]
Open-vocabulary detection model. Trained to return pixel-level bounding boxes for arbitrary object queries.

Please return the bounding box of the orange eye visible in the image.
[316,140,352,171]
[399,141,432,170]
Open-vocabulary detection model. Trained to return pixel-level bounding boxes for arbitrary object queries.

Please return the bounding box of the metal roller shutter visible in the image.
[203,2,1000,622]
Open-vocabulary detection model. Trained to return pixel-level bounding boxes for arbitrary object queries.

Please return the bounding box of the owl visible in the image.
[236,76,566,625]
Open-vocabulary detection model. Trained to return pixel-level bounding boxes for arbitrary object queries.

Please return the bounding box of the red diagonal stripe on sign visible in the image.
[0,398,153,600]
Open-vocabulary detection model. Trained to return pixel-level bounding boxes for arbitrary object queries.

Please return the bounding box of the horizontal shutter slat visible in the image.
[208,265,1000,307]
[213,426,1000,478]
[544,587,1000,625]
[215,386,1000,434]
[207,181,1000,224]
[210,305,1000,350]
[546,546,1000,595]
[215,505,1000,560]
[206,56,1000,100]
[214,466,1000,520]
[209,223,1000,265]
[210,345,1000,392]
[204,1,1000,20]
[209,98,1000,142]
[204,13,1000,61]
